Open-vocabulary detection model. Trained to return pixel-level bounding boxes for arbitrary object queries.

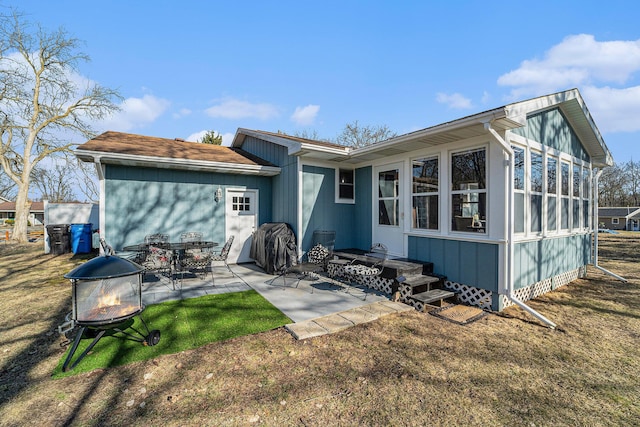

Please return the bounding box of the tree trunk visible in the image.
[12,183,31,243]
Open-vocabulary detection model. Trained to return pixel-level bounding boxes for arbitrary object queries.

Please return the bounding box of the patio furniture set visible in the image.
[120,232,235,289]
[269,230,455,309]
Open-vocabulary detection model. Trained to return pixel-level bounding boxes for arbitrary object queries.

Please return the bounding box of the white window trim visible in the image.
[335,167,355,204]
[612,217,619,225]
[410,154,440,231]
[450,145,488,234]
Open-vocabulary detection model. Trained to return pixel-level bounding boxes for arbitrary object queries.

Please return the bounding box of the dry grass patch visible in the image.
[1,234,639,426]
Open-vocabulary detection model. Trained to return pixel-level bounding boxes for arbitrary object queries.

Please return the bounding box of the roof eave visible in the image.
[75,150,281,176]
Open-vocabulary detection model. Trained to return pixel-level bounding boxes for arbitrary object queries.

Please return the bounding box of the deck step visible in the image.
[409,289,455,311]
[401,274,442,295]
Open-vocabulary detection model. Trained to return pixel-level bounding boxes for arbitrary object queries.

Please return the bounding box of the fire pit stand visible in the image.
[60,251,160,372]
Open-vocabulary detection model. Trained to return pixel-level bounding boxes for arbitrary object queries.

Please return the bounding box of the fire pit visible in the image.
[60,252,160,372]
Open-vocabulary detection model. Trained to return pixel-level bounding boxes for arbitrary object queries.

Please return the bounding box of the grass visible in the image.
[53,291,291,377]
[0,233,639,426]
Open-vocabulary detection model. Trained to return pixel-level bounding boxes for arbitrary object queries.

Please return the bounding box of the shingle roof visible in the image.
[0,201,44,212]
[598,207,640,218]
[77,131,276,167]
[246,130,347,150]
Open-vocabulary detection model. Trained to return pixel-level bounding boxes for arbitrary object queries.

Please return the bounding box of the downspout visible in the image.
[592,169,627,282]
[93,156,107,255]
[484,122,557,329]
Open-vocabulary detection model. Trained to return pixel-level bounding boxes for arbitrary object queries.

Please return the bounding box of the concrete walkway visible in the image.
[141,263,413,339]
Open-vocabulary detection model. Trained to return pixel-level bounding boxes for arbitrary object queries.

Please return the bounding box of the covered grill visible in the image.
[250,223,297,274]
[59,252,160,372]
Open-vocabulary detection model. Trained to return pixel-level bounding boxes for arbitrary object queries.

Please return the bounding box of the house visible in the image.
[598,207,640,231]
[0,200,45,225]
[75,88,613,318]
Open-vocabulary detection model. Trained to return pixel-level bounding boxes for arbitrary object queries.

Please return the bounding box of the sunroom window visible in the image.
[547,156,558,232]
[451,148,486,233]
[560,161,570,230]
[513,146,525,234]
[411,156,438,230]
[530,151,543,233]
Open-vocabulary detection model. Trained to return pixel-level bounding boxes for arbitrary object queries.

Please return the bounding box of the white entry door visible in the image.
[373,163,404,257]
[225,189,258,264]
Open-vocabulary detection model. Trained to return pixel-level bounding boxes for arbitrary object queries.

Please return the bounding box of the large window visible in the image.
[573,165,581,228]
[547,156,558,232]
[583,167,590,228]
[451,148,486,232]
[530,151,543,233]
[513,146,525,233]
[560,161,570,230]
[412,156,439,230]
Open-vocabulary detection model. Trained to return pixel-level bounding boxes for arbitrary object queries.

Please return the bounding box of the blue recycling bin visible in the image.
[70,223,93,254]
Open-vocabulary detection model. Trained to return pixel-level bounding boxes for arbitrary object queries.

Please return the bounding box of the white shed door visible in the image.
[225,189,258,264]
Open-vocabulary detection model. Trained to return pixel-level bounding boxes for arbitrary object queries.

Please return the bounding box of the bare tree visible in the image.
[0,10,120,242]
[0,170,15,200]
[334,120,397,148]
[31,161,75,202]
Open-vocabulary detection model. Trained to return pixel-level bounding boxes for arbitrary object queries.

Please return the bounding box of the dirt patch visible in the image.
[0,234,639,426]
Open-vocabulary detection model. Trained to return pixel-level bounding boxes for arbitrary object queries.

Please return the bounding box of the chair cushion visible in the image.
[307,244,329,264]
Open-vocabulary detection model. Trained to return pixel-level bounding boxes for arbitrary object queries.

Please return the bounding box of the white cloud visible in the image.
[173,108,192,119]
[185,130,235,146]
[582,85,640,133]
[497,34,640,134]
[435,92,473,109]
[103,94,170,131]
[290,104,320,125]
[205,98,279,120]
[498,34,640,97]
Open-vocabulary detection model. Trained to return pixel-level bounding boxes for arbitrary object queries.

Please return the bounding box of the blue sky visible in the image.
[11,0,640,164]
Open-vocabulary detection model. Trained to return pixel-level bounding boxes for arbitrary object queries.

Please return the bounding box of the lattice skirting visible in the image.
[443,281,493,310]
[327,262,394,294]
[502,267,585,309]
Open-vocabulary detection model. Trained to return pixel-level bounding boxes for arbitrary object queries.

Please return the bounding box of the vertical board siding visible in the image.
[408,236,499,292]
[512,108,589,161]
[301,165,357,251]
[104,165,272,250]
[354,166,372,251]
[241,136,298,235]
[513,234,591,289]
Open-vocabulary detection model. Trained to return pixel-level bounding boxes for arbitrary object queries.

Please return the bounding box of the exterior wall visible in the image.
[240,136,298,235]
[407,235,500,293]
[354,166,372,250]
[300,165,372,252]
[513,234,591,289]
[599,217,627,230]
[511,107,589,162]
[103,165,272,250]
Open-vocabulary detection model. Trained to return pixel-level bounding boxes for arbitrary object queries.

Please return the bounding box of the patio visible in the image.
[140,263,407,337]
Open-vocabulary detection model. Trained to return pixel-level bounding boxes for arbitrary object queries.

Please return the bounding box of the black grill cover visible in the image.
[250,223,297,274]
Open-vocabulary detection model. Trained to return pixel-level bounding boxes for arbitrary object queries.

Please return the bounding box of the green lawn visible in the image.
[53,290,290,377]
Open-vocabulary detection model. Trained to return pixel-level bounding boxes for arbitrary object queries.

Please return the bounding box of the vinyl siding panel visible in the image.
[513,234,591,289]
[104,165,272,250]
[301,166,356,251]
[408,236,499,292]
[512,107,590,161]
[241,136,298,235]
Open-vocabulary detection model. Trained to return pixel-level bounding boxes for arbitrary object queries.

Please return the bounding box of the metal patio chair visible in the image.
[270,243,331,291]
[211,235,236,275]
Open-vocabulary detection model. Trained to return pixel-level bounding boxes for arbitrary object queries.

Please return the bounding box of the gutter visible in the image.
[484,122,557,329]
[592,170,627,282]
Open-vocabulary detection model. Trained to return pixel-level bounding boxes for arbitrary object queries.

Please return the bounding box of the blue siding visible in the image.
[408,236,499,292]
[241,137,298,235]
[354,166,372,250]
[514,234,591,289]
[104,165,272,250]
[301,166,358,251]
[512,107,589,161]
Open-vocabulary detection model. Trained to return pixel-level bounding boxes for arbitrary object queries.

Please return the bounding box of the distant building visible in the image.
[0,201,45,225]
[598,207,640,231]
